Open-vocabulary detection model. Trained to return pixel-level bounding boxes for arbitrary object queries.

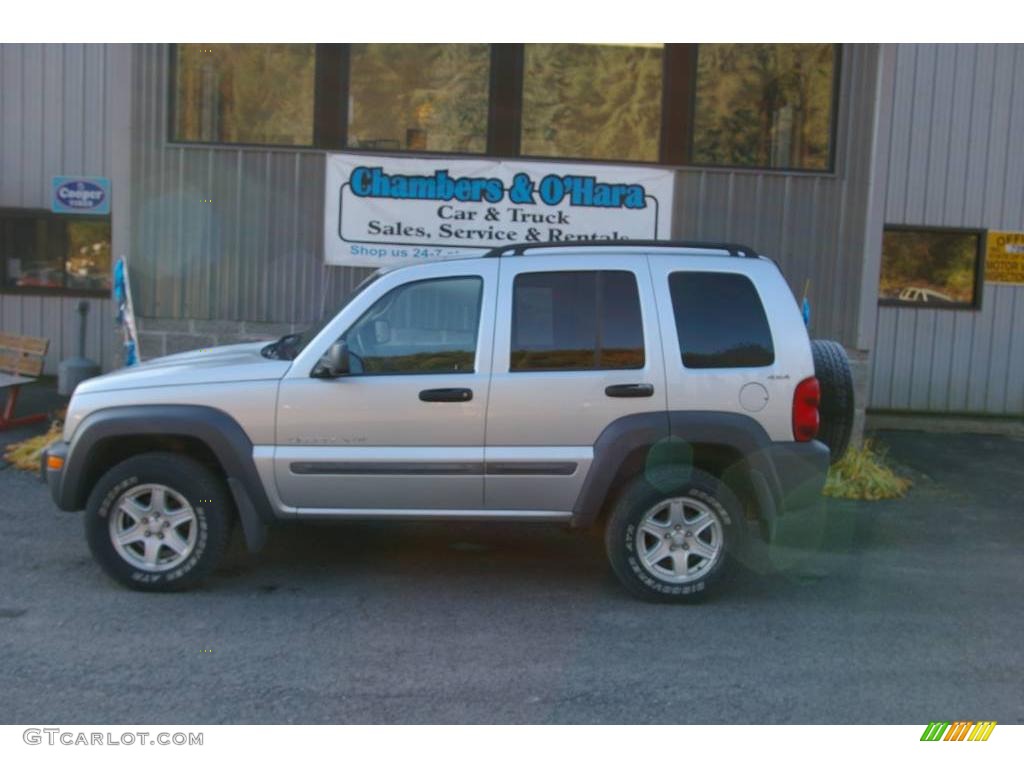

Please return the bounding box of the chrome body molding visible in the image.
[291,508,574,521]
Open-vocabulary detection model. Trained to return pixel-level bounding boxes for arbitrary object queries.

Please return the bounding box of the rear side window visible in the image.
[668,272,774,368]
[511,270,644,371]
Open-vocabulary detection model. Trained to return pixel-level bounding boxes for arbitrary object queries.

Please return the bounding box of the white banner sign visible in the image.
[324,153,675,268]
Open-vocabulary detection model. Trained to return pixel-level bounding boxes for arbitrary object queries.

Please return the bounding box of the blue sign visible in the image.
[51,176,111,215]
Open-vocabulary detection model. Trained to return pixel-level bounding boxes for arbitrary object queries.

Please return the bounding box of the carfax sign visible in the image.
[324,153,674,268]
[51,176,111,215]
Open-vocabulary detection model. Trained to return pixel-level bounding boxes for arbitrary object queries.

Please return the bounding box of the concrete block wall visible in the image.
[135,317,299,361]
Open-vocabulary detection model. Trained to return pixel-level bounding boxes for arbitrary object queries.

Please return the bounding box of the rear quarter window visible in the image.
[668,271,774,368]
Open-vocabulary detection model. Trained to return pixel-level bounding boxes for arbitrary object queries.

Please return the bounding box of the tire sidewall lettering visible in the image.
[616,481,733,598]
[94,469,216,587]
[96,475,140,521]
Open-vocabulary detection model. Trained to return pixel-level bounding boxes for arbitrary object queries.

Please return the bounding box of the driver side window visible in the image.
[342,276,483,375]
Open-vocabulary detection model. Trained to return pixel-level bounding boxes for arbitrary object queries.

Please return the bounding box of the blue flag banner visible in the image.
[114,256,141,366]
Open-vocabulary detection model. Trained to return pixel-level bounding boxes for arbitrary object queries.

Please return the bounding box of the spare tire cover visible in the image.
[811,339,855,464]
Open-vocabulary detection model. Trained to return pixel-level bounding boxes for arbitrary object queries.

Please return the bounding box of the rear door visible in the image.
[484,254,667,512]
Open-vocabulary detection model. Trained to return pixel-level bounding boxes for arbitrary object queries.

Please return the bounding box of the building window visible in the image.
[173,44,315,146]
[511,271,645,371]
[692,44,837,170]
[347,44,490,154]
[668,272,774,368]
[520,44,663,162]
[0,210,111,295]
[879,227,985,309]
[168,44,839,172]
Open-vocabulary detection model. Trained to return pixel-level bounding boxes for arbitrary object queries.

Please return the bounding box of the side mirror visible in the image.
[315,340,350,378]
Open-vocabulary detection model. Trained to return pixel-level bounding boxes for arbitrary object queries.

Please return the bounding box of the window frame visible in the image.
[343,43,494,156]
[167,43,842,174]
[517,43,668,165]
[168,43,321,150]
[877,224,987,311]
[0,207,113,299]
[337,274,485,377]
[687,43,843,174]
[509,269,646,373]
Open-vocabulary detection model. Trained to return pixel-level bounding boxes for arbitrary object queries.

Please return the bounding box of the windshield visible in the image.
[261,270,383,361]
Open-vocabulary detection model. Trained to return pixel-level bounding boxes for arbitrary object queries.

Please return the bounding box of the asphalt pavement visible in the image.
[0,395,1022,723]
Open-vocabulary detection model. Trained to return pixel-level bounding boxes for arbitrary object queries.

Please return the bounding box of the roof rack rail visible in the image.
[482,239,761,259]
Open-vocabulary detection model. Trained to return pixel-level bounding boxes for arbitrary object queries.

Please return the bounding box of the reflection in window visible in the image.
[344,277,483,374]
[348,44,490,153]
[1,213,111,293]
[174,44,315,145]
[669,272,774,368]
[880,228,982,307]
[693,44,835,170]
[2,217,59,289]
[521,44,663,162]
[511,271,645,371]
[65,220,113,292]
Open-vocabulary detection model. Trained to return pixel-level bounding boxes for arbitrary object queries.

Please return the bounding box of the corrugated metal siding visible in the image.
[673,45,880,346]
[130,45,367,326]
[130,44,881,346]
[1,44,112,208]
[870,44,1024,414]
[0,43,121,373]
[0,294,116,373]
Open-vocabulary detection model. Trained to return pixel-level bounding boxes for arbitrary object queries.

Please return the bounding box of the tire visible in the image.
[604,466,745,603]
[811,339,855,464]
[84,452,233,592]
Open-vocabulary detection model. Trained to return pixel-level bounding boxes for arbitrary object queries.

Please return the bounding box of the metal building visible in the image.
[0,43,1021,422]
[868,45,1024,416]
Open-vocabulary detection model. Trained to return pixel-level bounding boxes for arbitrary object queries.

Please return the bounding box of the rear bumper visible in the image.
[747,438,829,542]
[40,439,71,510]
[767,439,831,513]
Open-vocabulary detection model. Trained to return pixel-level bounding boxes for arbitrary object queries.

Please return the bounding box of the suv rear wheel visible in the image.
[84,452,233,591]
[605,466,744,602]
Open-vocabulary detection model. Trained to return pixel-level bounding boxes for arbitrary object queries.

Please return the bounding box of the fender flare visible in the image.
[571,411,784,529]
[59,405,272,552]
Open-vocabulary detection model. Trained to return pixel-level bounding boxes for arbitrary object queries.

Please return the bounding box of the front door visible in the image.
[274,260,497,512]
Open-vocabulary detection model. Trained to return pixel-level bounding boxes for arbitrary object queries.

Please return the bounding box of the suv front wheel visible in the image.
[605,466,744,602]
[84,452,233,591]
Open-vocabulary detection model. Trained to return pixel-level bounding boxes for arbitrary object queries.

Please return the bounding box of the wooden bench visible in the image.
[0,333,50,431]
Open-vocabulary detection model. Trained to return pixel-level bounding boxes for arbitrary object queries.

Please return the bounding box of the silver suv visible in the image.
[43,241,853,601]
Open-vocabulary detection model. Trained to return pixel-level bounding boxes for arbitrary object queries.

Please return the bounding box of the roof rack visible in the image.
[482,240,761,259]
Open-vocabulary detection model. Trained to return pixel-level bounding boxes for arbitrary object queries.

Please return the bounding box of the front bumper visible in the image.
[40,440,70,509]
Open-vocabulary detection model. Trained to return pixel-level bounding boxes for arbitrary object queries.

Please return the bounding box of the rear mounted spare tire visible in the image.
[810,339,854,463]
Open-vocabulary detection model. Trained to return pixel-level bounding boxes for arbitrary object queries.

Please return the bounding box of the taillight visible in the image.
[793,377,820,442]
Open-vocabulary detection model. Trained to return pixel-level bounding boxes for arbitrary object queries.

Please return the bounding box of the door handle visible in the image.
[605,383,654,398]
[419,388,473,403]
